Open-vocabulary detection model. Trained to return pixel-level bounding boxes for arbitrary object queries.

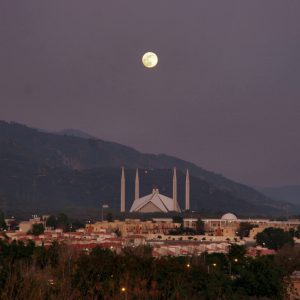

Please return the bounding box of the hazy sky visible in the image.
[1,1,300,187]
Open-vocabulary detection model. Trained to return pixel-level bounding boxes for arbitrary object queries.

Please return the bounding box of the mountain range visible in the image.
[0,120,295,218]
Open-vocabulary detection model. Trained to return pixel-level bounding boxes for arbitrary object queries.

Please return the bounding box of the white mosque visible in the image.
[120,167,190,213]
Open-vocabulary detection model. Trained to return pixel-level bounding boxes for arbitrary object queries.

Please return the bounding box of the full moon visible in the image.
[142,52,158,68]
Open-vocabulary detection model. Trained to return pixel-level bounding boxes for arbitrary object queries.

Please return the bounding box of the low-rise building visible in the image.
[202,213,300,238]
[86,218,179,237]
[19,216,46,233]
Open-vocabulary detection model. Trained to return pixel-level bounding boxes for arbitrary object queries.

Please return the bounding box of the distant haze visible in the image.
[1,1,300,186]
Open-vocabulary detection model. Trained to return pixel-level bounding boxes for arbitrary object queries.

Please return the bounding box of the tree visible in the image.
[196,219,205,234]
[290,225,300,238]
[228,244,246,260]
[106,212,113,222]
[172,216,183,226]
[275,245,300,276]
[234,255,284,299]
[46,215,57,229]
[30,223,45,236]
[113,228,122,237]
[168,227,197,235]
[0,238,291,299]
[34,245,49,269]
[205,252,228,273]
[256,227,294,250]
[228,244,247,274]
[57,213,70,232]
[0,212,7,231]
[48,241,60,268]
[237,222,257,239]
[71,219,85,231]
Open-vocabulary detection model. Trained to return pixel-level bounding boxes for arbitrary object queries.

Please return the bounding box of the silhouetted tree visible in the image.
[172,216,183,225]
[196,219,205,234]
[228,244,246,260]
[237,222,257,238]
[46,215,57,229]
[71,219,85,231]
[30,223,45,236]
[256,227,294,250]
[234,255,284,299]
[57,213,70,232]
[0,212,7,231]
[106,212,113,222]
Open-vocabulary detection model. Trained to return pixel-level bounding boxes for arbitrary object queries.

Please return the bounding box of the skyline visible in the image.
[1,1,300,186]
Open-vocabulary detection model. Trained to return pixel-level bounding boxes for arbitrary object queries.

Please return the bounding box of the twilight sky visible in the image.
[1,1,300,187]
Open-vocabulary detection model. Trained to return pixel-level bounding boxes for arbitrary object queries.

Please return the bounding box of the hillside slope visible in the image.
[260,186,300,205]
[0,121,293,217]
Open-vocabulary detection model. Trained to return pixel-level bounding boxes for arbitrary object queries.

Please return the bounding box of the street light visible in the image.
[101,204,109,221]
[121,287,127,300]
[208,263,217,274]
[225,256,239,278]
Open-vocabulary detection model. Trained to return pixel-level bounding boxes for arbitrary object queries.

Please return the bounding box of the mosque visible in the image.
[120,167,190,213]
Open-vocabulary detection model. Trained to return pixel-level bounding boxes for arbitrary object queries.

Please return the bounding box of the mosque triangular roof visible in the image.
[130,189,181,213]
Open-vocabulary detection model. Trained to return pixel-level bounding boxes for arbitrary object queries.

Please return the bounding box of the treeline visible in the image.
[45,213,84,232]
[27,213,85,236]
[0,240,298,300]
[0,211,86,234]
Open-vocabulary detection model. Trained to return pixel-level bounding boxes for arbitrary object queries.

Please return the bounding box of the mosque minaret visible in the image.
[120,167,126,213]
[185,169,190,210]
[135,168,139,200]
[172,167,177,211]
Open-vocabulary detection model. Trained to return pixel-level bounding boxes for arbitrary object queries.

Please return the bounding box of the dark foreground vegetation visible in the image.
[0,240,299,300]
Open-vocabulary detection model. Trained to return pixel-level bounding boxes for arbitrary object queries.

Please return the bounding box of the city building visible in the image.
[201,213,300,238]
[18,215,48,233]
[86,218,179,236]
